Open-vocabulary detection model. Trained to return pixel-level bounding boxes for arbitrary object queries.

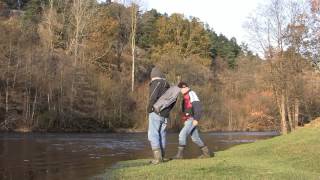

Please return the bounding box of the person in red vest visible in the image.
[173,81,213,159]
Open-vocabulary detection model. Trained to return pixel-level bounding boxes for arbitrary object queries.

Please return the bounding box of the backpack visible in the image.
[153,86,181,114]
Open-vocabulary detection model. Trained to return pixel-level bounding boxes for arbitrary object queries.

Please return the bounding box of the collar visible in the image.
[151,77,165,82]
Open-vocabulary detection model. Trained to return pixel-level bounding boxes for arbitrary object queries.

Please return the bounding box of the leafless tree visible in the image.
[130,2,137,92]
[245,0,309,134]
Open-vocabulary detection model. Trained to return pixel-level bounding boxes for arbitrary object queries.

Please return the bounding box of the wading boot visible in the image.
[150,149,163,165]
[198,146,213,159]
[172,146,184,160]
[161,150,170,162]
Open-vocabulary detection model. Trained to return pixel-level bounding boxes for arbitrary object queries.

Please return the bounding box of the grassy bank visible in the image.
[107,123,320,179]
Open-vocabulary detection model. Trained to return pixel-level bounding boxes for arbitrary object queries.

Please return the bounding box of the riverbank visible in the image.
[106,119,320,179]
[1,126,278,133]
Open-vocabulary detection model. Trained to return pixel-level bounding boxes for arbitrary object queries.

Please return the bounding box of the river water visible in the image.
[0,131,278,180]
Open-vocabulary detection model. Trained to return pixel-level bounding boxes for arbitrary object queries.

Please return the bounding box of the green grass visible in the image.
[106,127,320,180]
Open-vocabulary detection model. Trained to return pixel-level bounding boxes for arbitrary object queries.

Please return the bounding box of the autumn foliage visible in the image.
[0,0,319,132]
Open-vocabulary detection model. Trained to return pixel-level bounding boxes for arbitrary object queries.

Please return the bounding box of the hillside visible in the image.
[0,0,319,133]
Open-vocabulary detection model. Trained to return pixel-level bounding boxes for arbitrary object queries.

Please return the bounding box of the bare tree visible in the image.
[131,2,137,92]
[308,0,320,70]
[68,0,97,116]
[38,0,57,112]
[245,0,309,134]
[69,0,96,65]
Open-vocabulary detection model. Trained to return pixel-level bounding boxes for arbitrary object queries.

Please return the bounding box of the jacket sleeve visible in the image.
[189,91,202,120]
[147,81,161,113]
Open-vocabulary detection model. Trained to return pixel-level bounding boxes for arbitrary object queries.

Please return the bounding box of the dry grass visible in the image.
[305,117,320,128]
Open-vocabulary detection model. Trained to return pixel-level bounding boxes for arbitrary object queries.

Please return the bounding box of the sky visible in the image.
[98,0,266,49]
[142,0,265,45]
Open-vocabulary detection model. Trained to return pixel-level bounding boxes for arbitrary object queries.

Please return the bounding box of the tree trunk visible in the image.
[131,48,135,92]
[5,86,9,113]
[59,69,64,114]
[31,90,38,126]
[5,41,12,113]
[228,108,233,131]
[287,103,293,132]
[131,3,137,92]
[286,94,293,131]
[280,94,287,134]
[294,98,299,128]
[73,0,80,66]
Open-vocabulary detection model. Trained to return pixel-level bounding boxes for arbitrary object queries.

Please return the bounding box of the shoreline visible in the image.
[0,128,279,134]
[1,125,280,133]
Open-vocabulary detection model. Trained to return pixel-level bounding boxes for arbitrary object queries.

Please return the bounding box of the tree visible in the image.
[307,0,320,70]
[130,2,137,92]
[210,33,241,69]
[184,17,211,58]
[246,0,310,134]
[137,9,159,49]
[69,0,96,65]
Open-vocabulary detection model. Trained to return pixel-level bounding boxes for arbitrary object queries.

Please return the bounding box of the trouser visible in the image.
[148,112,167,151]
[178,118,205,147]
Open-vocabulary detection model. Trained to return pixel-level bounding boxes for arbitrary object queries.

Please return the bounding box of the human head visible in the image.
[178,81,190,94]
[150,67,165,80]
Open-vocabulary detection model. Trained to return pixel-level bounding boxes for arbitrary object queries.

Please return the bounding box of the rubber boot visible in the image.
[198,146,212,159]
[162,150,170,162]
[150,149,163,165]
[172,146,184,159]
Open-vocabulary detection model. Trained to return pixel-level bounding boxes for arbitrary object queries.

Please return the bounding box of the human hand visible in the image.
[192,120,198,126]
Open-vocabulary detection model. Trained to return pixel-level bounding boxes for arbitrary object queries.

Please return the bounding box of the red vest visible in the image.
[182,92,193,121]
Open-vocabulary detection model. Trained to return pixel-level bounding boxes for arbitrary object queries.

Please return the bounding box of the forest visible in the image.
[0,0,319,133]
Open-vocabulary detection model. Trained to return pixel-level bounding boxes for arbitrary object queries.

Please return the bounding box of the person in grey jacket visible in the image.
[173,81,213,159]
[147,67,175,164]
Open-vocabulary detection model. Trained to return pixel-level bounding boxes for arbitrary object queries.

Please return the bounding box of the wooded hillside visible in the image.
[0,0,319,133]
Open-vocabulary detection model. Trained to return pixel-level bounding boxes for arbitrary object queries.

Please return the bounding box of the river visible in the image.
[0,131,278,180]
